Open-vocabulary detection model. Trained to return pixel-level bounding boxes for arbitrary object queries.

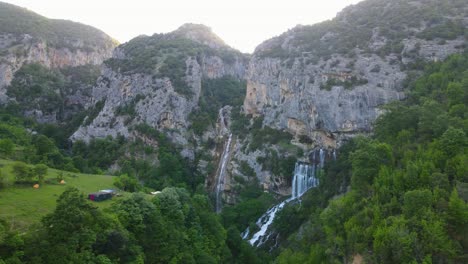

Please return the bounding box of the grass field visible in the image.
[0,159,121,231]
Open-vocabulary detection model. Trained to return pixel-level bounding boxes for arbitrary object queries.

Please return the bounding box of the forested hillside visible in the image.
[273,53,468,263]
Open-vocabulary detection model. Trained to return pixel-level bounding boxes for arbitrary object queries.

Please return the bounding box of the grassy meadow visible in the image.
[0,159,120,231]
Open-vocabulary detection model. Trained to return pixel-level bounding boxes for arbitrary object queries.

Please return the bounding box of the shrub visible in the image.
[12,161,33,183]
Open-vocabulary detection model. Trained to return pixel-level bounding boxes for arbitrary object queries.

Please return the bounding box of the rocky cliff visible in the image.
[244,0,466,149]
[0,2,117,101]
[71,24,248,160]
[2,0,466,200]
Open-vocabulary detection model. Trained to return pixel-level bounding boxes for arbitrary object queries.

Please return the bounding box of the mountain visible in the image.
[70,0,467,201]
[0,0,467,263]
[71,23,248,154]
[0,2,117,50]
[244,0,466,148]
[0,1,117,100]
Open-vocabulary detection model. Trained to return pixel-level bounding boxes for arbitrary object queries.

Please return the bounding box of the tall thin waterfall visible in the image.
[245,148,331,247]
[215,133,233,213]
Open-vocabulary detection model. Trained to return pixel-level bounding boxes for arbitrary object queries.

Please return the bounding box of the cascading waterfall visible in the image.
[291,162,318,198]
[245,148,331,247]
[215,133,233,213]
[248,198,293,246]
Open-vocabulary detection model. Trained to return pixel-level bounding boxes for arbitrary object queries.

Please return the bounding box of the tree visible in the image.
[0,139,14,157]
[438,127,466,156]
[447,189,468,231]
[32,134,56,157]
[403,189,433,218]
[373,217,417,264]
[33,164,48,184]
[350,138,393,196]
[30,188,135,263]
[113,174,141,192]
[0,169,4,189]
[12,161,33,183]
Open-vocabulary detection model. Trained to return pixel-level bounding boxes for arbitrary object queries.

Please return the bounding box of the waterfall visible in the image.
[248,198,293,247]
[218,108,229,135]
[215,133,233,213]
[245,148,334,247]
[291,162,319,199]
[319,148,325,168]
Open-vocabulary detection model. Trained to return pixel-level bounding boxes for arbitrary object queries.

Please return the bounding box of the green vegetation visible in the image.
[190,76,246,135]
[0,2,116,50]
[7,63,65,115]
[320,76,369,90]
[104,29,244,98]
[272,53,468,263]
[247,117,293,152]
[0,159,116,231]
[130,124,203,191]
[115,94,145,121]
[417,19,466,41]
[256,150,297,184]
[0,184,257,263]
[257,0,466,60]
[6,63,102,141]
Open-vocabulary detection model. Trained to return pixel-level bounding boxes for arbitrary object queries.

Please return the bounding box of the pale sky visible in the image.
[3,0,363,53]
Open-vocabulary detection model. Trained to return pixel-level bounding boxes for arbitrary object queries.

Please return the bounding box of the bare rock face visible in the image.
[71,37,248,155]
[0,33,115,101]
[243,54,408,148]
[0,2,117,102]
[243,0,466,148]
[71,62,200,145]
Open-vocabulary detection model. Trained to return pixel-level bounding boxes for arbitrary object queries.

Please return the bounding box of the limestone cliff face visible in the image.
[0,33,114,100]
[71,31,248,158]
[243,0,466,148]
[0,2,117,102]
[71,60,201,146]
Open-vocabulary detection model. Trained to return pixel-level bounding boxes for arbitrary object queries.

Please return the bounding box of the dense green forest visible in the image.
[272,53,468,263]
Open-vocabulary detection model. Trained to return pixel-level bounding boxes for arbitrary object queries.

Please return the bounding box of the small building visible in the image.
[88,191,112,202]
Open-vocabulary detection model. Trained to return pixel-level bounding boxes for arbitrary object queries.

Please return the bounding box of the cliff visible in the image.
[71,24,248,159]
[243,0,466,148]
[0,2,117,101]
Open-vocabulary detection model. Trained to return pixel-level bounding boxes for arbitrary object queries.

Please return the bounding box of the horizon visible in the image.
[1,0,363,53]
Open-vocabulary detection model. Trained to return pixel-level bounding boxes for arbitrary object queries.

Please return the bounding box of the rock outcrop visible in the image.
[0,33,114,100]
[243,0,466,148]
[71,25,248,157]
[0,2,117,101]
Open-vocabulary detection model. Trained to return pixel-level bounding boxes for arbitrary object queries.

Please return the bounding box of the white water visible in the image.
[248,198,293,247]
[246,148,331,247]
[319,148,325,168]
[215,133,233,213]
[218,108,229,135]
[291,163,319,198]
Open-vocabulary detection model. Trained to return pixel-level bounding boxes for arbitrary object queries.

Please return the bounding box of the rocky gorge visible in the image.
[1,0,466,204]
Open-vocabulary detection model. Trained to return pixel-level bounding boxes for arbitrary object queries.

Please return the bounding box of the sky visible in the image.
[3,0,363,53]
